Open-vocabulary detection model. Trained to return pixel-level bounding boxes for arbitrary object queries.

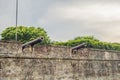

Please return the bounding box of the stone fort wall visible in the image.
[0,41,120,80]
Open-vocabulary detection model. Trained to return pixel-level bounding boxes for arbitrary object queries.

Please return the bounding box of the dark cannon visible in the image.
[22,37,44,52]
[71,43,86,53]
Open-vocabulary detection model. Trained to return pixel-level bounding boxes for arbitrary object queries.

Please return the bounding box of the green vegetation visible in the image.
[1,26,50,44]
[53,36,120,51]
[1,26,120,51]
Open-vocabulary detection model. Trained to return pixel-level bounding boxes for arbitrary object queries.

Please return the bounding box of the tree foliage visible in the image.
[53,36,120,51]
[1,26,50,44]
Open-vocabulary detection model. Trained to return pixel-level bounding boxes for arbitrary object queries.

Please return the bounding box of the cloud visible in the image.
[1,0,120,42]
[37,1,120,42]
[0,0,16,33]
[40,2,120,22]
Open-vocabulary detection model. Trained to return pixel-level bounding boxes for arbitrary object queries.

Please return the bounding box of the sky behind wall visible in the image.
[0,0,120,42]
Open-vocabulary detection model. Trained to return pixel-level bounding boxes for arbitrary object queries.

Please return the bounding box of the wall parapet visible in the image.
[0,41,120,60]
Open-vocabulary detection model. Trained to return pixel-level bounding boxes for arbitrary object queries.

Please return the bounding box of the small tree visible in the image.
[1,26,50,44]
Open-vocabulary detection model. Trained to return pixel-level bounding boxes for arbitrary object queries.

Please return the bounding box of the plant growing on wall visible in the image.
[53,36,120,51]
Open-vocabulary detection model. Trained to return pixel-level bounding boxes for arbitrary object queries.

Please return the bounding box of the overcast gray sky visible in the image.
[0,0,120,42]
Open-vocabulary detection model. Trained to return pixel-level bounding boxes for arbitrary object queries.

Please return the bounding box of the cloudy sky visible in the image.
[0,0,120,42]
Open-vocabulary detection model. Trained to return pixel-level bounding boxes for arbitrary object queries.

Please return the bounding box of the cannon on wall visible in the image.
[22,37,44,52]
[71,43,86,53]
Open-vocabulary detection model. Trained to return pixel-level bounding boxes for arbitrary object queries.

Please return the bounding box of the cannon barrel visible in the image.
[71,43,86,53]
[22,37,44,51]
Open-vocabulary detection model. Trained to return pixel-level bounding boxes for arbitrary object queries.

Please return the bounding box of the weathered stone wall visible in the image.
[0,41,120,80]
